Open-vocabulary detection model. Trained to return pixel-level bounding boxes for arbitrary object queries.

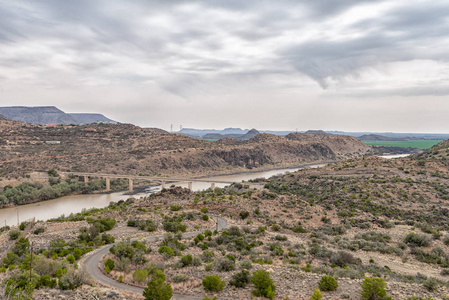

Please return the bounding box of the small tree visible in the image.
[360,277,388,300]
[133,269,149,283]
[311,288,323,300]
[143,270,173,300]
[202,275,225,292]
[318,275,338,291]
[251,270,276,299]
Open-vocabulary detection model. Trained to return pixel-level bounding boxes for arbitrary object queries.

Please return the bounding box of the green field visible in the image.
[363,140,443,149]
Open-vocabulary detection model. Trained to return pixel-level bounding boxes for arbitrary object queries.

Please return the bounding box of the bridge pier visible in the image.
[84,176,88,183]
[161,180,166,189]
[128,178,133,193]
[210,183,215,190]
[188,182,192,191]
[105,177,110,191]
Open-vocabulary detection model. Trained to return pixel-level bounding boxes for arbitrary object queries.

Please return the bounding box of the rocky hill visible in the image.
[0,119,371,178]
[68,113,117,124]
[0,106,116,125]
[305,130,328,135]
[0,114,8,121]
[238,128,260,140]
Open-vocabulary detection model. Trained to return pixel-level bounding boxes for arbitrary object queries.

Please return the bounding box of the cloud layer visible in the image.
[0,0,448,132]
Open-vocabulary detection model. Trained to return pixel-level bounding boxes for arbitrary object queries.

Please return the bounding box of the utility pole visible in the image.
[30,242,33,282]
[170,124,173,133]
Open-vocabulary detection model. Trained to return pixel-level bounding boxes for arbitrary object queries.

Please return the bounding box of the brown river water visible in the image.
[0,164,327,226]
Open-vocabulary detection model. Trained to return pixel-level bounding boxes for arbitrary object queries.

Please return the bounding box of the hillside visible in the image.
[0,114,8,121]
[68,113,117,124]
[0,119,371,178]
[0,141,448,299]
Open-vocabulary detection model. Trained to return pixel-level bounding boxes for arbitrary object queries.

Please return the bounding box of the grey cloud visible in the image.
[281,1,449,88]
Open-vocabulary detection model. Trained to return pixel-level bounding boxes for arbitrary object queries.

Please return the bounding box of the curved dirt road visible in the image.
[82,216,228,299]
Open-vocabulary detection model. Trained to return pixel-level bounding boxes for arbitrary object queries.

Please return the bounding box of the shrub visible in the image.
[180,254,193,267]
[58,268,84,290]
[230,270,250,288]
[404,233,432,247]
[170,205,182,211]
[66,254,75,264]
[143,269,172,300]
[423,277,439,291]
[239,211,249,219]
[311,288,323,300]
[202,214,209,221]
[251,270,276,299]
[275,235,288,241]
[172,274,189,283]
[33,227,45,235]
[12,237,30,256]
[318,275,338,291]
[9,230,20,240]
[202,274,225,292]
[158,246,175,259]
[105,258,115,271]
[19,221,28,231]
[133,269,149,283]
[360,277,388,300]
[215,257,235,272]
[240,260,253,270]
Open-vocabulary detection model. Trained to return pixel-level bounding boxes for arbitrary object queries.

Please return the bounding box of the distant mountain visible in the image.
[0,106,117,125]
[239,128,260,140]
[68,113,117,124]
[305,130,328,135]
[358,134,395,141]
[0,106,80,125]
[179,127,249,136]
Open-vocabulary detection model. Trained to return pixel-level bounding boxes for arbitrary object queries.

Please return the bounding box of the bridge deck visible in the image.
[60,172,249,185]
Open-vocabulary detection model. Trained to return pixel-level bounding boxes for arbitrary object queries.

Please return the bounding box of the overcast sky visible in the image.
[0,0,448,132]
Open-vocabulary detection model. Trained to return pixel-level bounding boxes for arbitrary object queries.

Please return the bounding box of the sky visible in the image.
[0,0,448,133]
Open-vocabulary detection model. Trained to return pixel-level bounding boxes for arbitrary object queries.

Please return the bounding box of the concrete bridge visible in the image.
[58,172,255,193]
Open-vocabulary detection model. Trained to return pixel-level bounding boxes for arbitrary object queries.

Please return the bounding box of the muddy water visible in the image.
[0,164,326,226]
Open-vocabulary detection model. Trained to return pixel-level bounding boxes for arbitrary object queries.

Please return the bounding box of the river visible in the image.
[0,164,326,226]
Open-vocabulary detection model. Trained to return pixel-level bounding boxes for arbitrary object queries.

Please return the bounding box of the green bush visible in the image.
[215,257,235,272]
[158,246,175,259]
[180,254,193,267]
[33,227,45,235]
[229,270,250,288]
[105,258,115,271]
[311,288,323,300]
[172,274,189,283]
[360,277,388,300]
[239,211,249,219]
[251,270,276,299]
[19,222,28,231]
[318,275,338,291]
[143,269,173,300]
[133,269,149,283]
[9,230,20,240]
[422,277,439,291]
[240,260,253,269]
[404,233,432,247]
[66,254,75,264]
[202,274,225,292]
[202,214,209,221]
